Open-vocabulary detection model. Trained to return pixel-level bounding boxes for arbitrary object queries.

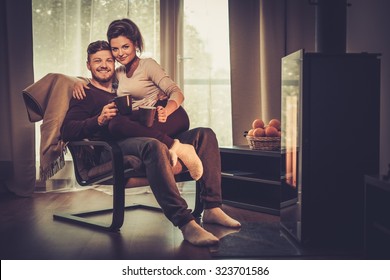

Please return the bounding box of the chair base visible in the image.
[53,181,203,232]
[54,197,203,232]
[51,140,204,232]
[53,203,163,232]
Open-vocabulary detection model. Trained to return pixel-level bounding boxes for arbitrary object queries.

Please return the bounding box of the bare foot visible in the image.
[202,223,241,239]
[170,139,203,180]
[168,149,178,167]
[180,220,219,246]
[202,207,241,228]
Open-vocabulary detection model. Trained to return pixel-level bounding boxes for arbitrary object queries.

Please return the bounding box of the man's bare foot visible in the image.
[203,207,241,228]
[202,223,241,239]
[180,220,219,246]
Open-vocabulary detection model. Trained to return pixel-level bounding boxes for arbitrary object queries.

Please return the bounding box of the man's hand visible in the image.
[98,102,117,126]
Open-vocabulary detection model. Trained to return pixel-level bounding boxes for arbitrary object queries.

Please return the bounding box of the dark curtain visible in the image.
[229,0,262,145]
[228,0,315,145]
[0,0,36,196]
[229,0,287,145]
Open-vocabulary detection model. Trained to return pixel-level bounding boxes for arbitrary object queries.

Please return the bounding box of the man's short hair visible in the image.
[87,40,111,61]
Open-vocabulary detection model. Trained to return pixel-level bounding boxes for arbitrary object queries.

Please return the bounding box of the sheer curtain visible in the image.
[32,0,160,80]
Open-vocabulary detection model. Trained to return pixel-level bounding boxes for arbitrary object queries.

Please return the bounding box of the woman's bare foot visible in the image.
[170,139,203,180]
[168,149,178,167]
[202,207,241,228]
[180,220,219,246]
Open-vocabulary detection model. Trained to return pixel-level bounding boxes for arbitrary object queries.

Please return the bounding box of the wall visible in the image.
[284,0,390,175]
[285,0,316,54]
[346,0,390,175]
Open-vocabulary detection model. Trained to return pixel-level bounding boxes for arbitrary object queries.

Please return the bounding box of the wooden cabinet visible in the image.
[219,146,282,215]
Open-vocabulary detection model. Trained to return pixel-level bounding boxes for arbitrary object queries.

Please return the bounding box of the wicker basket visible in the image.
[246,136,281,151]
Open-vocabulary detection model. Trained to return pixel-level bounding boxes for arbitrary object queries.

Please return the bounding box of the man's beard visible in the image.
[92,72,113,84]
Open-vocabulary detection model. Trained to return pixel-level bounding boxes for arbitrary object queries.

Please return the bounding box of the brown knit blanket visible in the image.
[22,73,88,181]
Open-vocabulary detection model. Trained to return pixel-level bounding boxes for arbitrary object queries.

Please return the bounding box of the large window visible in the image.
[32,0,160,80]
[32,0,232,166]
[32,0,161,164]
[182,0,232,146]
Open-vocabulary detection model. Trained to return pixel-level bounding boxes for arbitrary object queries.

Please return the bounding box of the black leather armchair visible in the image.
[21,73,203,232]
[53,139,203,231]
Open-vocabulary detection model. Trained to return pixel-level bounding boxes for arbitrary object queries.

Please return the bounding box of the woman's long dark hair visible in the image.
[107,18,144,53]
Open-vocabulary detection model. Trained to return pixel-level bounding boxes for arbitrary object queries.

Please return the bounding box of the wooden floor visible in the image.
[0,183,279,260]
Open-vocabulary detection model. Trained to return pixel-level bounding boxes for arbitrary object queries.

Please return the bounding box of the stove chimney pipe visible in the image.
[313,0,349,54]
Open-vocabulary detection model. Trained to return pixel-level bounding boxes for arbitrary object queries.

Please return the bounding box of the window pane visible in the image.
[32,0,160,164]
[32,0,160,80]
[183,0,232,146]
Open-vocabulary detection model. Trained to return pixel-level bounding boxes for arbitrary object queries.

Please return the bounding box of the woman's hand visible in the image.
[156,106,168,123]
[156,100,179,123]
[97,102,117,126]
[73,81,90,100]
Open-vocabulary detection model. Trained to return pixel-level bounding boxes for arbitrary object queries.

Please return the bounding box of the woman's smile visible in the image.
[110,35,137,66]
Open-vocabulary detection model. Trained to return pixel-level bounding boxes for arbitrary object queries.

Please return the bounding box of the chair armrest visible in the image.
[67,140,125,186]
[68,140,123,161]
[68,140,118,150]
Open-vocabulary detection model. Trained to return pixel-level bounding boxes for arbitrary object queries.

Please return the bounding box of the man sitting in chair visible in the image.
[61,40,241,247]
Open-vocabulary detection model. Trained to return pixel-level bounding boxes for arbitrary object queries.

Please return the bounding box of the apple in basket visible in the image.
[247,118,281,137]
[252,119,265,129]
[268,118,281,131]
[253,127,265,137]
[266,119,281,137]
[248,119,265,137]
[265,126,279,137]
